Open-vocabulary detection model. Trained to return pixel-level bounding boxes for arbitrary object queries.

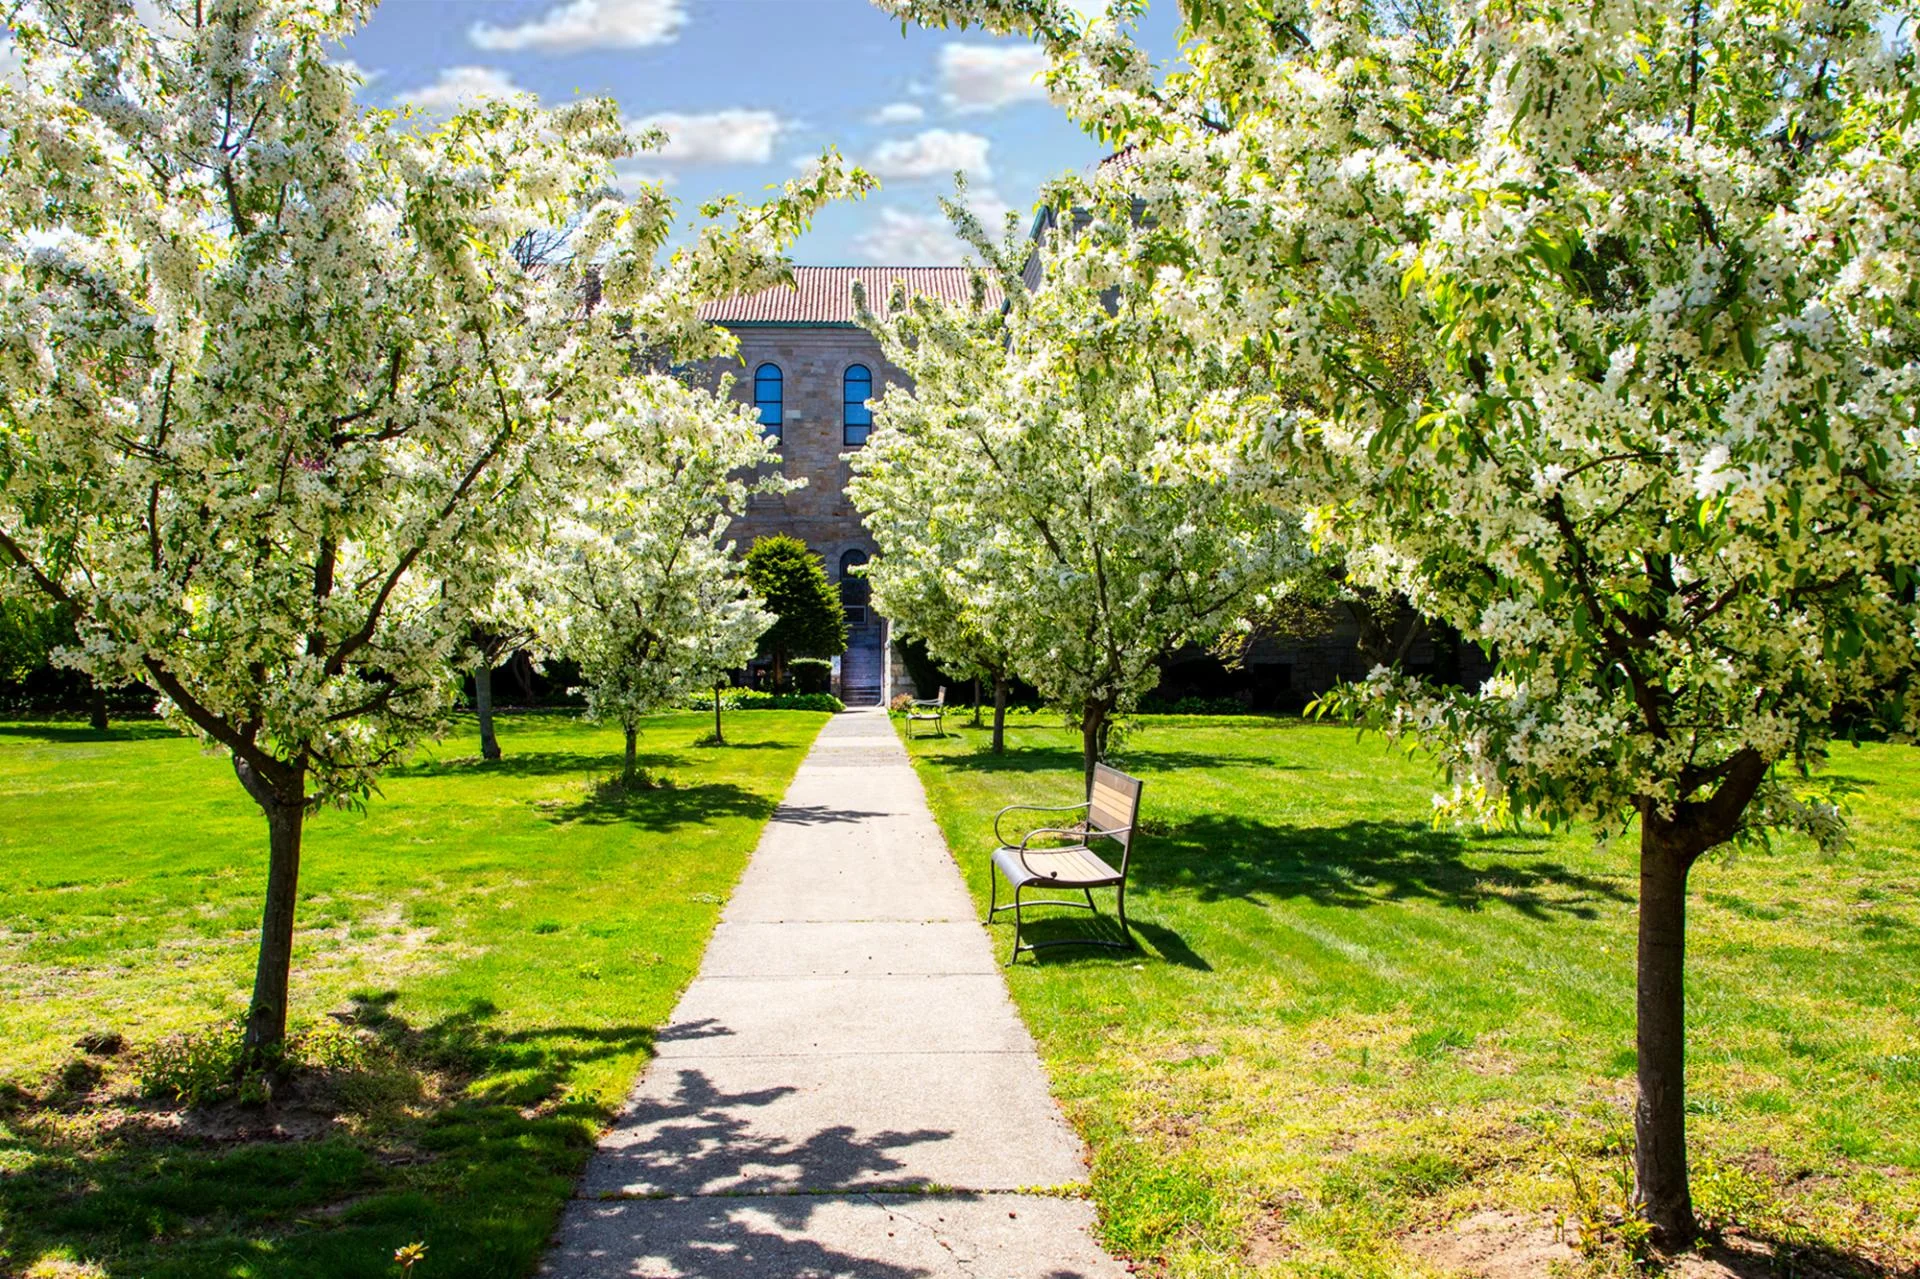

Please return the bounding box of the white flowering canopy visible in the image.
[0,0,866,809]
[878,0,1920,852]
[850,197,1302,772]
[538,375,778,739]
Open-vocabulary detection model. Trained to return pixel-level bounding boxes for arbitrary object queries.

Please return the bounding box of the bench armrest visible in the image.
[993,801,1089,848]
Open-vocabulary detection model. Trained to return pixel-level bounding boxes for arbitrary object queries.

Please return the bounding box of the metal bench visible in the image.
[987,764,1143,963]
[906,686,947,737]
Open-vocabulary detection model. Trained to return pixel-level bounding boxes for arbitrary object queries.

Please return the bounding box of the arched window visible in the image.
[754,363,783,439]
[839,548,871,613]
[843,364,873,446]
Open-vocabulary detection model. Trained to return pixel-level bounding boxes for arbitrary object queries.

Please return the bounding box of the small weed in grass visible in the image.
[1408,1026,1473,1059]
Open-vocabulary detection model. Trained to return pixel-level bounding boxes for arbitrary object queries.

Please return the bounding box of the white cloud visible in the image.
[396,66,533,114]
[631,109,788,165]
[870,102,925,126]
[854,209,957,265]
[866,128,992,182]
[471,0,686,52]
[938,43,1049,114]
[853,187,1014,265]
[611,160,678,197]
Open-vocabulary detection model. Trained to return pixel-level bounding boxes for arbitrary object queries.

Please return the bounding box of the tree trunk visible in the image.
[87,681,108,733]
[239,765,306,1071]
[623,726,639,786]
[713,683,725,745]
[991,673,1008,755]
[1635,821,1698,1244]
[772,645,786,693]
[972,676,982,727]
[1079,699,1112,795]
[474,661,502,761]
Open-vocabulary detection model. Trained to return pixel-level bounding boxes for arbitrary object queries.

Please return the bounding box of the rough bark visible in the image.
[972,676,982,727]
[1636,819,1698,1243]
[713,683,725,744]
[87,681,108,732]
[623,726,639,786]
[237,758,306,1069]
[991,672,1008,755]
[474,662,501,761]
[1079,698,1113,795]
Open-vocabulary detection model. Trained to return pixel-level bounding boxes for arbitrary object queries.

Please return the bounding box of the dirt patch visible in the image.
[1405,1210,1578,1277]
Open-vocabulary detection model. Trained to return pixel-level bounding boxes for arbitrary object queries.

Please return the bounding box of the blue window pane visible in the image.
[754,363,782,439]
[843,365,872,446]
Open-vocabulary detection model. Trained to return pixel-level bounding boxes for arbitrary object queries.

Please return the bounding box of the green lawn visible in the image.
[0,710,828,1279]
[900,711,1920,1278]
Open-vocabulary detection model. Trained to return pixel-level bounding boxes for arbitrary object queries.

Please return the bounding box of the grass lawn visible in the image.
[0,709,828,1279]
[901,710,1920,1278]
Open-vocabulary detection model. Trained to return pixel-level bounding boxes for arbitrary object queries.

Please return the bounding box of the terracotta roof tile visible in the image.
[701,266,1001,326]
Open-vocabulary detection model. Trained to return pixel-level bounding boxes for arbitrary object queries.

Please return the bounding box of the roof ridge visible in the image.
[700,265,1000,326]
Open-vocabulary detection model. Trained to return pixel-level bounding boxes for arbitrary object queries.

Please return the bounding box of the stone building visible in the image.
[696,267,997,707]
[696,264,1484,711]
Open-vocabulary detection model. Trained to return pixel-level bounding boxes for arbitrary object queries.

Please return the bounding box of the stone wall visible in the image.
[695,324,904,573]
[692,324,903,702]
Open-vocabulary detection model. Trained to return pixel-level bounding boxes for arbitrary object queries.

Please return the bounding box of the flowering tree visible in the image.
[878,0,1920,1239]
[855,436,1021,752]
[851,203,1300,787]
[871,562,1019,751]
[0,0,864,1064]
[541,377,777,783]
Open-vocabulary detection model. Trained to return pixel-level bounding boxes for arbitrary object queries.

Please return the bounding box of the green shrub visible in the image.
[140,1022,254,1106]
[139,1018,380,1107]
[690,689,844,713]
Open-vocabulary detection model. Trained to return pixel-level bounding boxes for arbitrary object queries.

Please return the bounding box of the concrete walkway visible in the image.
[542,709,1127,1279]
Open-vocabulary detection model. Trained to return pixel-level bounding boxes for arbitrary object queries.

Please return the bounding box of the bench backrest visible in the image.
[1088,764,1143,861]
[935,687,945,706]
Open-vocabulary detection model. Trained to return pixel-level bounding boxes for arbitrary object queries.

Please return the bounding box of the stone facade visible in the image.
[696,324,907,706]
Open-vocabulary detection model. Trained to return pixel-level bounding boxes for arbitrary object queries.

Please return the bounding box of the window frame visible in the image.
[842,363,873,447]
[754,362,783,440]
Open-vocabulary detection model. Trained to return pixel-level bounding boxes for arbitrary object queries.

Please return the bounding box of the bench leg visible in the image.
[1008,883,1025,965]
[987,855,999,920]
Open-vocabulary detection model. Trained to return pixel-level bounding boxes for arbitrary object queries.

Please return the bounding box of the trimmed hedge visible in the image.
[692,689,845,713]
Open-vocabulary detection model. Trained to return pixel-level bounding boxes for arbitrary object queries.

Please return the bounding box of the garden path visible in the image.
[541,707,1126,1278]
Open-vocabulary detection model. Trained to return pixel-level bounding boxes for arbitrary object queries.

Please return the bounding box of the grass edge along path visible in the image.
[897,710,1920,1279]
[0,709,830,1279]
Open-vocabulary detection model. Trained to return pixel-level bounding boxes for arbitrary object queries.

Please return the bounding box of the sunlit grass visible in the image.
[902,710,1920,1278]
[0,710,827,1278]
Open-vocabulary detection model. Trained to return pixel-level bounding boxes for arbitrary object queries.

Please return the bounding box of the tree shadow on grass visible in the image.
[1137,814,1631,920]
[1681,1234,1905,1279]
[0,993,670,1278]
[538,781,776,830]
[392,748,693,780]
[927,742,1302,778]
[0,720,181,744]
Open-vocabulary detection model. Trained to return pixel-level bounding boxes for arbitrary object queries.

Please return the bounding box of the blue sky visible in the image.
[344,0,1171,264]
